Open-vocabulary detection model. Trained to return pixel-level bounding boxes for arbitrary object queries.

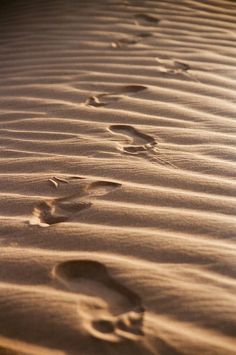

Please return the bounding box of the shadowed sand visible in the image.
[0,0,236,354]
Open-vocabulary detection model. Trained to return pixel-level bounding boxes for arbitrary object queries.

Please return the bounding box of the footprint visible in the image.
[155,58,199,82]
[86,85,146,108]
[29,199,91,227]
[156,59,190,74]
[109,124,157,154]
[174,61,191,72]
[137,32,154,38]
[86,94,120,108]
[53,260,145,342]
[111,37,139,49]
[134,13,160,26]
[109,124,176,168]
[29,180,121,227]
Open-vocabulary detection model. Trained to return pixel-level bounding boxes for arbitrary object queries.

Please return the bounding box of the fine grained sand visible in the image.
[0,0,236,354]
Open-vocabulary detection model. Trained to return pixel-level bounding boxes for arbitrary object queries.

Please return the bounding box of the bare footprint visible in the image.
[111,37,139,48]
[111,30,153,49]
[135,13,160,26]
[53,260,145,342]
[155,58,199,82]
[109,124,156,153]
[29,180,121,227]
[86,85,146,107]
[109,124,176,168]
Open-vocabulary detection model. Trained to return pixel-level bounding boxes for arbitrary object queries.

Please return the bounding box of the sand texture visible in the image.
[0,0,236,354]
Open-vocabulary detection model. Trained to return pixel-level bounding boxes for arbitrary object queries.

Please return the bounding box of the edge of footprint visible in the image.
[29,180,122,227]
[53,260,146,341]
[53,260,143,309]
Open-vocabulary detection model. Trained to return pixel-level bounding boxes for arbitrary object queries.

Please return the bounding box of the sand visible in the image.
[0,0,236,354]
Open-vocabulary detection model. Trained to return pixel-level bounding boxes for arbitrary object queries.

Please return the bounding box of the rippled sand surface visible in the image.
[0,0,236,354]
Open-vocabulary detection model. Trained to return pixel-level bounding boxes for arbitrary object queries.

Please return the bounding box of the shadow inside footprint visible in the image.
[86,85,146,107]
[85,180,122,197]
[135,13,160,25]
[29,180,121,227]
[53,260,145,342]
[137,32,154,38]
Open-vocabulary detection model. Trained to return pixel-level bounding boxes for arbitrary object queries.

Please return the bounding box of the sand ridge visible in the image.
[0,0,236,354]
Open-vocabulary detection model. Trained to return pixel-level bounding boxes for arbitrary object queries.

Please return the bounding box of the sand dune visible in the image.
[0,0,236,354]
